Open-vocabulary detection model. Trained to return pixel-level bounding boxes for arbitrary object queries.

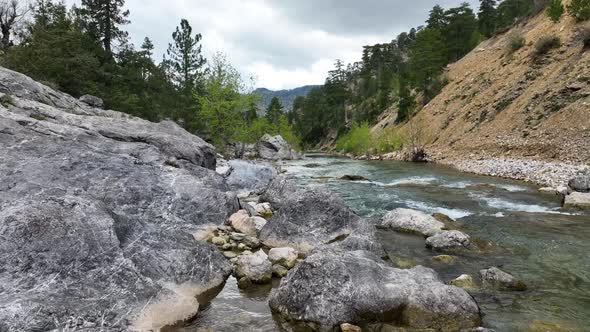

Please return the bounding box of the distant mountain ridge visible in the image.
[255,85,321,113]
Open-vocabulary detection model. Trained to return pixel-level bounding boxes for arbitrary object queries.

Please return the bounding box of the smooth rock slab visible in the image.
[225,160,277,195]
[269,249,481,331]
[380,208,445,237]
[426,230,471,250]
[479,267,527,291]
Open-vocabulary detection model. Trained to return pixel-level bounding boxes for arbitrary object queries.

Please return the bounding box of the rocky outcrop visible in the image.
[479,267,527,291]
[223,159,277,195]
[426,230,471,250]
[256,134,300,160]
[79,94,104,108]
[259,176,366,252]
[379,208,445,237]
[269,249,482,331]
[0,67,238,330]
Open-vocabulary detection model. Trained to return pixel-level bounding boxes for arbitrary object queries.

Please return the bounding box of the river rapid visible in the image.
[177,154,590,332]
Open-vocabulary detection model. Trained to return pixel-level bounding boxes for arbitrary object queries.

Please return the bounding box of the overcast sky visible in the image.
[66,0,479,90]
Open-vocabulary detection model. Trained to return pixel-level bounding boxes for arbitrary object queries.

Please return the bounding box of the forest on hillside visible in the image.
[1,0,588,153]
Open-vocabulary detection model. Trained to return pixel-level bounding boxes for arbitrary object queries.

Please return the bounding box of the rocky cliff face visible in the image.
[0,67,239,331]
[375,13,590,164]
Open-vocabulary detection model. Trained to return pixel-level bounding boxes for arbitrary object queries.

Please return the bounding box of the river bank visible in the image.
[340,149,590,189]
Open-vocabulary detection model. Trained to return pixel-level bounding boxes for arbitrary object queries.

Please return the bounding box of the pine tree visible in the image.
[265,97,283,125]
[410,28,447,100]
[141,36,154,59]
[396,79,415,123]
[444,3,479,62]
[166,19,206,94]
[79,0,130,56]
[478,0,498,37]
[427,5,447,30]
[245,101,258,125]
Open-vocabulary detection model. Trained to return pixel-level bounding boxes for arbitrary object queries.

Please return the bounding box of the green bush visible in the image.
[547,0,565,22]
[507,34,526,53]
[581,26,590,48]
[335,122,372,156]
[375,127,405,154]
[533,35,561,57]
[568,0,590,21]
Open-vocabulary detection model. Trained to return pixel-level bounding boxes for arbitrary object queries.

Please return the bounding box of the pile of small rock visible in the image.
[206,201,301,287]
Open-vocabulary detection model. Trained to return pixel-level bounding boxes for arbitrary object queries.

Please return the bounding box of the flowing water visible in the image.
[179,155,590,331]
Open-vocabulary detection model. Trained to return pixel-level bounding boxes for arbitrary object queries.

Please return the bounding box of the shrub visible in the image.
[335,122,372,156]
[580,26,590,49]
[507,34,526,53]
[568,0,590,21]
[547,0,565,22]
[533,35,561,57]
[375,127,405,154]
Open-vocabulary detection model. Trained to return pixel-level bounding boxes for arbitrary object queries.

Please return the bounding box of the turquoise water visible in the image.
[180,155,590,331]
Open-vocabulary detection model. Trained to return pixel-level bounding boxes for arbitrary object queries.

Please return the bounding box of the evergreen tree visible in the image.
[141,36,154,59]
[427,5,447,30]
[410,28,447,101]
[265,96,283,125]
[478,0,498,37]
[396,79,416,123]
[166,19,206,94]
[444,3,479,62]
[245,101,258,125]
[78,0,130,56]
[497,0,534,28]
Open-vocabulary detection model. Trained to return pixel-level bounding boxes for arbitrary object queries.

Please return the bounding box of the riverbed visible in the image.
[179,155,590,331]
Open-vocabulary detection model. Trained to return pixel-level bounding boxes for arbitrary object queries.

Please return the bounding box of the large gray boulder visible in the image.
[0,67,238,331]
[258,177,367,252]
[479,267,527,291]
[269,249,482,331]
[379,208,445,237]
[568,174,590,193]
[256,134,300,160]
[224,159,277,194]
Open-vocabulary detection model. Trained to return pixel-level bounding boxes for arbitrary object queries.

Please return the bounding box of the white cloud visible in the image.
[65,0,479,90]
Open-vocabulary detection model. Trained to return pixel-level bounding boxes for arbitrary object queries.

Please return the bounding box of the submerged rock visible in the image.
[379,208,445,237]
[234,250,272,285]
[339,174,369,181]
[450,274,477,289]
[340,323,363,332]
[563,192,590,209]
[479,267,527,291]
[0,69,238,330]
[426,230,471,250]
[269,249,481,331]
[256,134,300,160]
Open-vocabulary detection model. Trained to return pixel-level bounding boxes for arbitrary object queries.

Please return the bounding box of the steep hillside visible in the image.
[255,85,321,112]
[400,11,590,164]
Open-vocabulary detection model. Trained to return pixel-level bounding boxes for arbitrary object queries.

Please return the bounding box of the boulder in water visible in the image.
[379,208,445,237]
[259,177,365,252]
[563,192,590,209]
[426,230,471,250]
[269,249,482,331]
[339,175,369,181]
[256,134,300,160]
[450,274,477,289]
[479,267,527,291]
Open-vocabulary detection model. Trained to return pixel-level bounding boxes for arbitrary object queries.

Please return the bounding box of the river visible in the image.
[176,154,590,331]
